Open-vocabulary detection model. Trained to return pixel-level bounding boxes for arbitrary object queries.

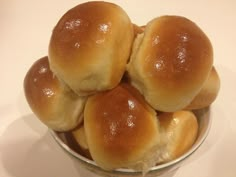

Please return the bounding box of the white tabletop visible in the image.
[0,0,236,177]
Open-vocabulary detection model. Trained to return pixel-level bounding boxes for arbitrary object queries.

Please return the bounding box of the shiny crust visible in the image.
[159,110,198,160]
[24,56,86,131]
[186,67,220,109]
[127,16,213,112]
[84,83,160,170]
[49,1,134,96]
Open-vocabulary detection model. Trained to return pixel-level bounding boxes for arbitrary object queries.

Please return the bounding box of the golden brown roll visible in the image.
[70,124,92,159]
[127,16,213,112]
[24,56,86,131]
[49,1,134,96]
[72,124,89,151]
[84,83,161,170]
[133,24,145,37]
[186,66,220,109]
[159,110,198,160]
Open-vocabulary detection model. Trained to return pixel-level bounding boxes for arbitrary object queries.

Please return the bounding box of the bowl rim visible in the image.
[50,107,211,175]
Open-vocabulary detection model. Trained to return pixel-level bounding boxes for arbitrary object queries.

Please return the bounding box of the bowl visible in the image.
[50,107,211,177]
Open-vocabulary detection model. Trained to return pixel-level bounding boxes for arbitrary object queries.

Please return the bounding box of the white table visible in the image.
[1,0,236,176]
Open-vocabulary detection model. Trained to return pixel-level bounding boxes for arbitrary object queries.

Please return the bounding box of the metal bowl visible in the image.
[50,107,211,177]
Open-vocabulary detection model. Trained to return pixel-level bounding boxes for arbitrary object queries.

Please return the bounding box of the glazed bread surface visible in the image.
[84,83,160,170]
[24,56,86,131]
[49,1,134,96]
[159,110,199,160]
[186,67,220,109]
[127,16,213,112]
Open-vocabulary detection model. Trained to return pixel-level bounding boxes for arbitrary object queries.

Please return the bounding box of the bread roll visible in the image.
[159,110,198,160]
[49,1,134,96]
[24,56,86,131]
[72,124,89,151]
[186,66,220,109]
[84,83,160,170]
[70,124,92,159]
[133,24,144,37]
[127,16,213,112]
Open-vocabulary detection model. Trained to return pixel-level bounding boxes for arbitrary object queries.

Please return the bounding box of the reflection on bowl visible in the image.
[50,107,211,177]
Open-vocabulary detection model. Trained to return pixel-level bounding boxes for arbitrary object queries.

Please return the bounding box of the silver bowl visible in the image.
[50,107,211,177]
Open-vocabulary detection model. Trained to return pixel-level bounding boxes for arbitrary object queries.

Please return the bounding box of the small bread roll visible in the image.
[24,56,86,131]
[133,24,145,37]
[49,1,134,96]
[84,83,160,170]
[127,16,213,112]
[159,111,198,160]
[186,66,220,109]
[72,124,89,151]
[70,124,92,159]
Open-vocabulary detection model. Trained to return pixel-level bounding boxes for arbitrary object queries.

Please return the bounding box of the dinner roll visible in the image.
[159,110,198,160]
[133,24,145,37]
[186,66,220,109]
[84,83,161,170]
[24,56,86,131]
[70,124,92,159]
[72,124,89,151]
[49,1,134,96]
[127,16,213,112]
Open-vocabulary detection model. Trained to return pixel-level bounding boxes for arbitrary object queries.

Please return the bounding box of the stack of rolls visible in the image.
[24,1,220,172]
